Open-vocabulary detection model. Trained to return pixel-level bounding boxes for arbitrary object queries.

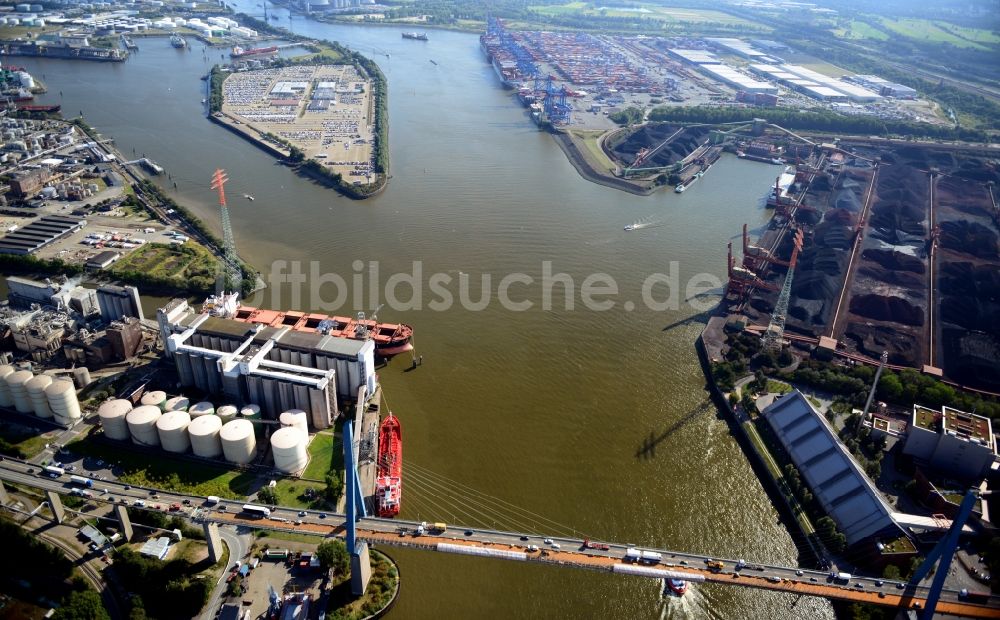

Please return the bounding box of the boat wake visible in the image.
[659,580,705,618]
[624,218,663,232]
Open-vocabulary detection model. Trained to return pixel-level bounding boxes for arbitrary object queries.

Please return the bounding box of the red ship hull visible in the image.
[376,415,402,518]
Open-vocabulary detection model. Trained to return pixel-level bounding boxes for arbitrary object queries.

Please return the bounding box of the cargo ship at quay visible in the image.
[480,17,523,89]
[203,293,414,356]
[376,413,402,518]
[231,45,279,59]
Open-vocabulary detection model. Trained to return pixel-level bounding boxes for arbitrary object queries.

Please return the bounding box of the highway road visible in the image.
[1,456,997,618]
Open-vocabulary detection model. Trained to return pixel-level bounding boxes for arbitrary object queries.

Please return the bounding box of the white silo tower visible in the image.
[270,427,307,473]
[25,374,53,418]
[126,405,162,446]
[6,369,34,414]
[164,396,190,412]
[217,404,238,423]
[189,401,215,417]
[45,379,81,425]
[279,409,309,436]
[141,390,168,410]
[156,410,192,453]
[0,364,16,407]
[98,399,132,440]
[188,414,223,458]
[220,418,256,464]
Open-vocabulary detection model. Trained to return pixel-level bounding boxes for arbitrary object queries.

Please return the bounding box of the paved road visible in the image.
[2,457,997,618]
[200,525,250,620]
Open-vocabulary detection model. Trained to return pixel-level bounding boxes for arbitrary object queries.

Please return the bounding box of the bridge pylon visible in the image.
[344,418,371,595]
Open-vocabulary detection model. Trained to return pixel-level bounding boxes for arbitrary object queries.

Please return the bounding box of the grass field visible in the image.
[272,479,326,509]
[67,436,257,499]
[302,432,342,481]
[109,242,218,288]
[877,17,993,50]
[0,421,58,459]
[831,19,890,41]
[529,3,764,28]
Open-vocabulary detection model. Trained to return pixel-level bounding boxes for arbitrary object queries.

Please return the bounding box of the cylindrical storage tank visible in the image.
[6,370,34,414]
[220,419,256,464]
[156,410,191,453]
[45,379,81,425]
[164,396,190,412]
[126,405,161,446]
[98,399,132,440]
[240,404,262,436]
[72,367,91,389]
[0,365,16,407]
[279,409,309,436]
[217,404,238,423]
[140,390,167,410]
[189,401,215,417]
[270,427,307,473]
[188,414,222,458]
[25,374,53,418]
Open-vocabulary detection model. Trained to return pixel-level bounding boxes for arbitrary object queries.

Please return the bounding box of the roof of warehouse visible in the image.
[763,391,903,545]
[197,316,260,339]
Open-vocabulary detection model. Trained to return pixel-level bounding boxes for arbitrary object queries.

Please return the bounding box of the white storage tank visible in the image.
[98,399,132,440]
[0,364,15,407]
[25,374,53,418]
[189,401,215,417]
[188,414,223,458]
[6,369,34,414]
[141,390,168,410]
[279,409,309,436]
[270,427,307,473]
[46,379,81,425]
[164,396,190,412]
[156,410,191,453]
[126,405,161,446]
[217,404,238,423]
[240,403,262,436]
[220,418,256,464]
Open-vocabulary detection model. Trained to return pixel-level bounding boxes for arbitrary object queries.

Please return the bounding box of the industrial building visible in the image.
[847,75,918,99]
[157,299,377,431]
[762,391,907,546]
[86,250,121,270]
[697,64,778,95]
[107,316,144,360]
[748,64,881,102]
[0,215,86,255]
[903,405,997,481]
[96,284,144,322]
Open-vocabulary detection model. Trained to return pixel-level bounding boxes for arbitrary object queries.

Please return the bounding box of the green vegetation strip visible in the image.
[67,436,255,499]
[742,421,815,535]
[109,242,220,294]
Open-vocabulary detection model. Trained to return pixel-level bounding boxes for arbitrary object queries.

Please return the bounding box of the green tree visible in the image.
[316,539,350,576]
[256,486,278,505]
[52,590,109,620]
[882,564,902,580]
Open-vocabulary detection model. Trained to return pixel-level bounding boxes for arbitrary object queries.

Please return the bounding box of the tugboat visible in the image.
[375,414,402,518]
[170,34,187,49]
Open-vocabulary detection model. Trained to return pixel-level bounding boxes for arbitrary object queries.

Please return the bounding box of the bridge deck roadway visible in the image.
[211,514,1000,619]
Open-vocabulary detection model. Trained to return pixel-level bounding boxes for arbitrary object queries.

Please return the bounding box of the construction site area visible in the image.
[219,65,375,184]
[716,130,1000,393]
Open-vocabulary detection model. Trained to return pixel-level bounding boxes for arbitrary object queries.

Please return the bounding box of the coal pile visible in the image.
[849,294,924,326]
[609,125,709,168]
[857,264,923,288]
[860,249,925,273]
[942,329,1000,390]
[844,322,921,366]
[939,221,999,259]
[938,261,1000,339]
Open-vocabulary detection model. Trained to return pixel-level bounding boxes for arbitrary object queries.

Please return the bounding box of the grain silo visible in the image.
[279,409,309,436]
[25,374,53,418]
[126,405,162,446]
[270,427,307,473]
[240,404,262,437]
[72,367,92,389]
[98,399,132,440]
[217,404,238,423]
[141,390,168,410]
[156,410,192,453]
[45,379,81,425]
[164,396,190,412]
[188,414,223,458]
[6,369,34,413]
[220,418,256,464]
[0,364,16,407]
[189,401,215,417]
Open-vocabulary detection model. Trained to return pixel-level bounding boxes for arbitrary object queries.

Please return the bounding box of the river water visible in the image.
[18,10,834,618]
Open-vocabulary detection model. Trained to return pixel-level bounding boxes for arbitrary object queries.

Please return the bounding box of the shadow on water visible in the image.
[660,307,714,333]
[635,400,712,460]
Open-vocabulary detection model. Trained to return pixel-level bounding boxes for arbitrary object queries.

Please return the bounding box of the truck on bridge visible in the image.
[69,475,93,488]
